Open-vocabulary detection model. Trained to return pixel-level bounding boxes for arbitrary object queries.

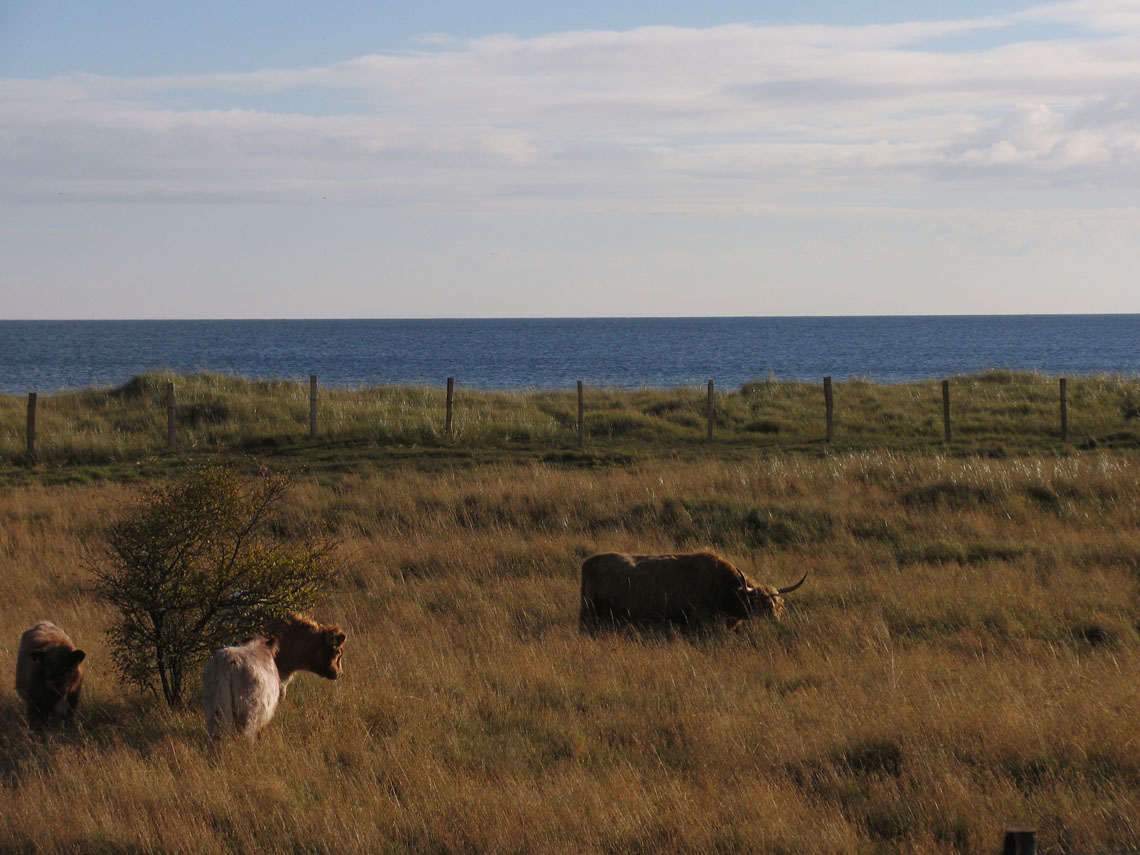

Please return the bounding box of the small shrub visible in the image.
[90,463,340,706]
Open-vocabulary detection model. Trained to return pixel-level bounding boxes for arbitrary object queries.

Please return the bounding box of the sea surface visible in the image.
[1,316,1138,394]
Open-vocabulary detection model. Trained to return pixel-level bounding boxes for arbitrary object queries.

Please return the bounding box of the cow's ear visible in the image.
[70,649,86,667]
[331,632,347,647]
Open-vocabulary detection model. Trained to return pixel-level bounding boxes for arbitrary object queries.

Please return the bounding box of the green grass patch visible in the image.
[8,370,1140,470]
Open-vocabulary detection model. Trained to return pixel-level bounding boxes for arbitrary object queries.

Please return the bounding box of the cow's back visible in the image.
[581,552,748,626]
[203,639,280,740]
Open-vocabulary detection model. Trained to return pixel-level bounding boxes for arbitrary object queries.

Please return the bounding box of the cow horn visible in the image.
[777,572,808,594]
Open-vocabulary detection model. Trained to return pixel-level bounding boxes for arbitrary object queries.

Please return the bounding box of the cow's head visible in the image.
[315,625,347,680]
[30,646,86,689]
[746,572,807,620]
[280,615,347,680]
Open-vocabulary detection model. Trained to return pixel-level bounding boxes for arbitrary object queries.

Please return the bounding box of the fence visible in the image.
[10,373,1114,463]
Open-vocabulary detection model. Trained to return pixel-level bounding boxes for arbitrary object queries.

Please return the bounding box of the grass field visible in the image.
[4,370,1140,472]
[3,375,1140,853]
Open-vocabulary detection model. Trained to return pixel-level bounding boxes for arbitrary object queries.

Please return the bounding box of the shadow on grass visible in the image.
[0,692,210,788]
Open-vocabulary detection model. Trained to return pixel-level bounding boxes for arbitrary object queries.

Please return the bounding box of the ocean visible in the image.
[1,315,1138,394]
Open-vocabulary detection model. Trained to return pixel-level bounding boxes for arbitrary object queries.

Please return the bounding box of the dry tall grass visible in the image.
[3,451,1140,853]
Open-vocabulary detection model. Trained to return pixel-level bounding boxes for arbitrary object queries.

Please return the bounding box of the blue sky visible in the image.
[1,1,1051,76]
[2,0,1139,318]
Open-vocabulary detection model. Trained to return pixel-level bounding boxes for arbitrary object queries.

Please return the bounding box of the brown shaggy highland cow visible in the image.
[15,621,86,729]
[580,551,806,631]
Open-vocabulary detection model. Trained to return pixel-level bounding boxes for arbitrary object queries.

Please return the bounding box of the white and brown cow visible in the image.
[15,621,86,729]
[202,615,346,741]
[580,551,806,631]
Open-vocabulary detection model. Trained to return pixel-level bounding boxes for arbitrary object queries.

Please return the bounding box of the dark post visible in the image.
[1002,829,1037,855]
[824,376,834,442]
[166,382,177,450]
[707,379,715,441]
[445,377,455,439]
[309,374,318,439]
[1059,378,1068,442]
[577,380,585,448]
[26,392,37,462]
[942,379,951,443]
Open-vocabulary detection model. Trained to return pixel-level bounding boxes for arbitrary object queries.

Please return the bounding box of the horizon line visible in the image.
[4,312,1139,323]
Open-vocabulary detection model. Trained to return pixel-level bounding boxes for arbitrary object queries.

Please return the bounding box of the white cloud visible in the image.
[4,6,1140,211]
[1017,0,1140,31]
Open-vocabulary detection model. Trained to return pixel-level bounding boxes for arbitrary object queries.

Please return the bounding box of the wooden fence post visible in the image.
[824,376,834,442]
[707,379,715,441]
[445,377,454,439]
[577,380,585,448]
[26,392,37,463]
[1002,828,1036,855]
[166,382,177,450]
[309,374,318,439]
[1059,378,1068,442]
[942,379,951,443]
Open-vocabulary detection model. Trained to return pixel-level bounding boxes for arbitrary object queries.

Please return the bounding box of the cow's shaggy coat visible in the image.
[580,551,806,631]
[15,621,86,729]
[202,615,346,741]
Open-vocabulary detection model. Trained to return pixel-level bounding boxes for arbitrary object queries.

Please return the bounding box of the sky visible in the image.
[2,0,1140,319]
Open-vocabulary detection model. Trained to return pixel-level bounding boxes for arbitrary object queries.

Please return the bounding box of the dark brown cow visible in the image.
[202,614,346,741]
[15,621,86,729]
[580,552,806,631]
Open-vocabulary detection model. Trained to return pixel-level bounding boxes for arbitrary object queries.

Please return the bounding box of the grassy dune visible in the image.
[3,370,1140,470]
[3,437,1140,852]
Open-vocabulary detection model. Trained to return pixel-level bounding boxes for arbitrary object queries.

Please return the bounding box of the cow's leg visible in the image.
[26,706,47,731]
[64,686,81,723]
[580,596,600,632]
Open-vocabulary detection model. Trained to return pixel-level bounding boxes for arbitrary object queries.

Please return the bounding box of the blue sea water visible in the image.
[0,316,1138,394]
